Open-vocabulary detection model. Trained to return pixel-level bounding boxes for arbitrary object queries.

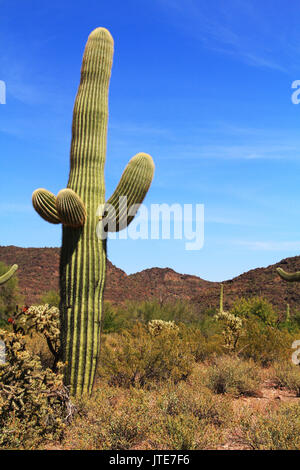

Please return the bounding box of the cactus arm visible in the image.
[277,267,300,282]
[0,264,18,285]
[32,188,61,224]
[103,152,155,232]
[56,189,86,228]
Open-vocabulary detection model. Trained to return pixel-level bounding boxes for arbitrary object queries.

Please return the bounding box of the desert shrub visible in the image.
[157,382,231,427]
[180,326,224,362]
[0,329,73,449]
[64,383,224,450]
[152,414,218,450]
[98,322,193,388]
[102,302,125,333]
[63,386,154,450]
[272,361,300,396]
[283,311,300,333]
[237,402,300,450]
[238,318,293,366]
[113,300,200,328]
[206,356,261,397]
[39,290,60,307]
[231,297,277,326]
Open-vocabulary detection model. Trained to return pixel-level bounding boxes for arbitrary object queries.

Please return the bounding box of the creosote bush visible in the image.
[63,378,231,450]
[206,356,261,397]
[237,402,300,450]
[98,322,193,388]
[238,318,294,366]
[272,361,300,396]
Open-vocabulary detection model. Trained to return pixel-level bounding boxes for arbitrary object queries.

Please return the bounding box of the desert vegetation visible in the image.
[1,273,300,450]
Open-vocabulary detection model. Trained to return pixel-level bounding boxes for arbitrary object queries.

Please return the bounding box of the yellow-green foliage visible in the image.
[98,322,193,388]
[238,402,300,450]
[272,361,300,396]
[231,296,278,326]
[206,356,261,396]
[238,317,294,366]
[39,290,60,307]
[63,378,231,450]
[180,326,224,362]
[0,329,72,449]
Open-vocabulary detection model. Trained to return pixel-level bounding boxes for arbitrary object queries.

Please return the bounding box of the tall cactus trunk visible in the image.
[60,29,113,396]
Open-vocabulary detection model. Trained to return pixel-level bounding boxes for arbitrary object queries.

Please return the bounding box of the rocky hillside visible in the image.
[1,245,300,315]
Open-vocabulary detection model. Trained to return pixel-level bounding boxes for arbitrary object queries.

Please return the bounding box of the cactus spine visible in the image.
[0,264,18,286]
[32,28,155,396]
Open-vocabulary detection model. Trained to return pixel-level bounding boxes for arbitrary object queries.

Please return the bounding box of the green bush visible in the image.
[98,322,193,388]
[273,361,300,396]
[206,356,261,397]
[102,302,125,333]
[238,318,293,366]
[39,290,60,307]
[181,325,224,362]
[238,402,300,450]
[231,297,277,326]
[157,382,231,426]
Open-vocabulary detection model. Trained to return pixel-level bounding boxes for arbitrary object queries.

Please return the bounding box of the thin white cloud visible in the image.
[156,0,290,72]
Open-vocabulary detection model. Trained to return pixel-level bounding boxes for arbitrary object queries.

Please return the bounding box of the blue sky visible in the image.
[1,0,300,281]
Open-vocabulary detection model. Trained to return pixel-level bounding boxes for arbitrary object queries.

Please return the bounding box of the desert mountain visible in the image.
[0,245,300,315]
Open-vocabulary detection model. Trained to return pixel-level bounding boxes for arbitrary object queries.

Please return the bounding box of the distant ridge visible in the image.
[1,245,300,315]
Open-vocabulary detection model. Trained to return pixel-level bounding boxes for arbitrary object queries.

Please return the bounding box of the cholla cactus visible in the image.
[32,28,155,395]
[0,329,73,448]
[148,319,179,336]
[215,310,243,352]
[15,304,60,370]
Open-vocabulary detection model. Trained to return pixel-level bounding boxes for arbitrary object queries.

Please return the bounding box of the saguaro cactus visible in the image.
[219,284,224,313]
[32,28,155,396]
[0,264,18,286]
